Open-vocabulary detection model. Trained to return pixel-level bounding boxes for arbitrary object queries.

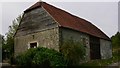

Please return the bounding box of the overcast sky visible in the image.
[0,0,119,37]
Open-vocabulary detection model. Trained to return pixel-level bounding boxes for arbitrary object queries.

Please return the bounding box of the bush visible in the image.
[60,39,86,65]
[33,48,67,66]
[15,48,37,66]
[111,32,120,48]
[15,47,67,67]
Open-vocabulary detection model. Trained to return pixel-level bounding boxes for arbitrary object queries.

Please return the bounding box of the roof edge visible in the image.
[42,6,61,27]
[24,2,44,13]
[59,26,111,41]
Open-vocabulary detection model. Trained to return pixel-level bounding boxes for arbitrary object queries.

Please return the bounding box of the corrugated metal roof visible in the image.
[24,2,110,40]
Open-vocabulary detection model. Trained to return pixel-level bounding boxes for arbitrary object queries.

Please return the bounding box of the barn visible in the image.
[14,2,112,60]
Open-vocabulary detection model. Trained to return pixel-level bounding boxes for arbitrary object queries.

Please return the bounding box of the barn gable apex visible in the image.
[15,7,59,37]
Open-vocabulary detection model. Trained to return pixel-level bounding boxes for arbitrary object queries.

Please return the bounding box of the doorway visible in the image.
[90,36,101,59]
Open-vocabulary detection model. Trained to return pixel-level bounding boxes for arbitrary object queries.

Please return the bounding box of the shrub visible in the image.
[15,47,67,67]
[32,48,67,66]
[15,48,37,66]
[60,39,86,65]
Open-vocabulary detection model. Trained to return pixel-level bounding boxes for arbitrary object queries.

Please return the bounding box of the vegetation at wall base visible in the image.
[60,39,86,66]
[15,47,67,67]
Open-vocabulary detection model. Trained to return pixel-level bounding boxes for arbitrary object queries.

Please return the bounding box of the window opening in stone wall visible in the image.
[29,42,37,48]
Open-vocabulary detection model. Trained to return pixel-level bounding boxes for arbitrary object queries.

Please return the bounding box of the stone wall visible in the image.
[14,27,59,56]
[59,27,90,60]
[100,39,112,59]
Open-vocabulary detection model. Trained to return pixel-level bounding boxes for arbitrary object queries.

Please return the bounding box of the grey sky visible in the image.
[2,2,33,35]
[0,0,119,2]
[0,1,119,37]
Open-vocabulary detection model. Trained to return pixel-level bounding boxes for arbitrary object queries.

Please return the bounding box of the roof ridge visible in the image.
[24,2,44,12]
[65,10,110,40]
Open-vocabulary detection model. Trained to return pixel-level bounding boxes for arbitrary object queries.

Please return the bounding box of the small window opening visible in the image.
[30,42,37,48]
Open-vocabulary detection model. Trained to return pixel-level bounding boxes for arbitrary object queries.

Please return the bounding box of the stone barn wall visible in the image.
[59,27,90,60]
[14,27,59,56]
[100,39,112,59]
